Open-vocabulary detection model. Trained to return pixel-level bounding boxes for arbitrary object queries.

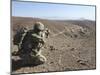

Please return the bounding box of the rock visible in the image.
[50,62,54,64]
[49,45,56,51]
[77,59,88,65]
[70,48,76,51]
[67,45,70,47]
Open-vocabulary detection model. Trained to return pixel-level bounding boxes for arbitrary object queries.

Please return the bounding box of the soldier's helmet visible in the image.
[34,22,45,31]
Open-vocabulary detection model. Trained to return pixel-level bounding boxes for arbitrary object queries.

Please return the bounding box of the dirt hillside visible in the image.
[11,16,96,74]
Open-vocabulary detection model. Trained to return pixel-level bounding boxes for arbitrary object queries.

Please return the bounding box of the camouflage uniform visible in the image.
[18,22,48,65]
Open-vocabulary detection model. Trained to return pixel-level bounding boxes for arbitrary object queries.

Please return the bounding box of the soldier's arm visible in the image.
[32,34,42,39]
[32,34,44,42]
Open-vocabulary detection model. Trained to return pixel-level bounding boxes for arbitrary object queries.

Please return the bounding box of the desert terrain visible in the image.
[11,16,96,74]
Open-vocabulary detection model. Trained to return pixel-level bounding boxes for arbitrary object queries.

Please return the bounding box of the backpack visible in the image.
[13,27,27,46]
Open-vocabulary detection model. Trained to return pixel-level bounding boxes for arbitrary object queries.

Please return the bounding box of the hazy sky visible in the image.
[12,1,96,20]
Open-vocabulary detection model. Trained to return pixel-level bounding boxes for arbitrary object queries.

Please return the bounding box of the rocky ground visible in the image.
[11,17,96,74]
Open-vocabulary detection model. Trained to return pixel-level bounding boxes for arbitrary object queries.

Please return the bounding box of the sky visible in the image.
[12,1,96,20]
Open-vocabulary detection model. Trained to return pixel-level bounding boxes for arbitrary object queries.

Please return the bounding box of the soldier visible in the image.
[17,22,49,65]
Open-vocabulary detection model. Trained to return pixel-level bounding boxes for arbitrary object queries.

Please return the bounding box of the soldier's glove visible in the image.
[39,38,45,45]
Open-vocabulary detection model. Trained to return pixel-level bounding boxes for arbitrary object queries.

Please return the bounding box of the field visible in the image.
[11,16,96,74]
